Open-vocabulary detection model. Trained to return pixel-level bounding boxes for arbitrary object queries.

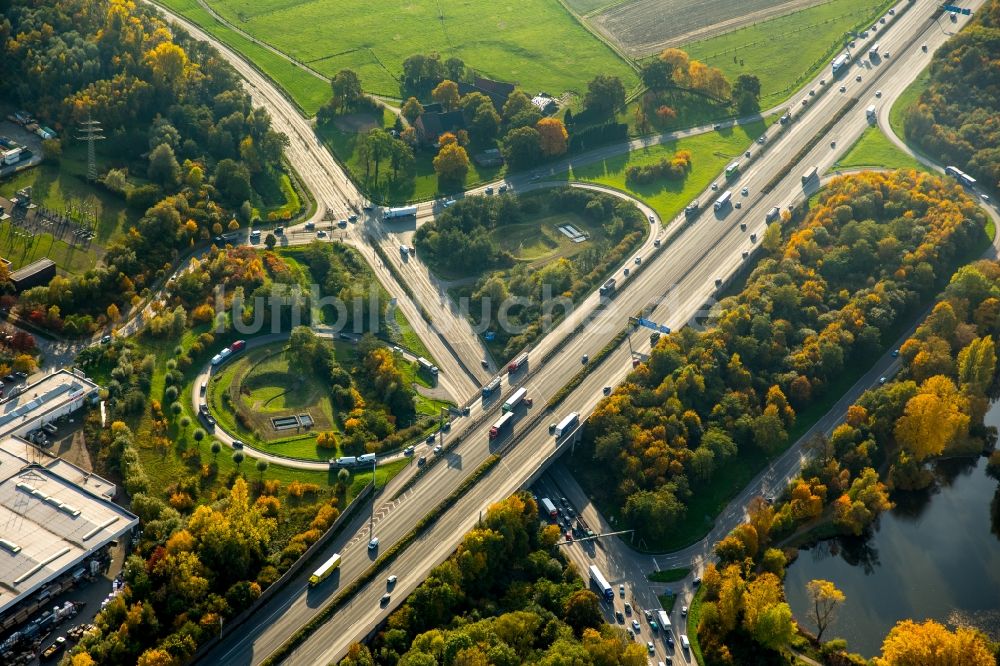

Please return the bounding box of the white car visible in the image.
[711,182,719,191]
[387,575,397,586]
[875,90,882,97]
[681,605,688,617]
[433,444,442,454]
[368,537,380,550]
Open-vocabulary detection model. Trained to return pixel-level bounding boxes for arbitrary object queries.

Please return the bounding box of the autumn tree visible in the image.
[432,79,460,110]
[536,117,568,157]
[805,579,845,641]
[401,97,424,123]
[875,619,995,666]
[563,589,603,637]
[433,142,470,185]
[894,375,970,461]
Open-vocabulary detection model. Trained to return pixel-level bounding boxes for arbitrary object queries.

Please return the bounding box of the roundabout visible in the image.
[192,331,454,470]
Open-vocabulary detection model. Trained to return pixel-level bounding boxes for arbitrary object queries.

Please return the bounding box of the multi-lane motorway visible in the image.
[146,0,994,664]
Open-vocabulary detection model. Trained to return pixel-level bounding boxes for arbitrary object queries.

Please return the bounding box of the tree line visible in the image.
[903,0,1000,192]
[696,260,1000,664]
[339,493,649,666]
[582,170,988,546]
[1,0,292,336]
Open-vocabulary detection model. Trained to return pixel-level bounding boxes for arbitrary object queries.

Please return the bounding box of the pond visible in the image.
[784,445,1000,656]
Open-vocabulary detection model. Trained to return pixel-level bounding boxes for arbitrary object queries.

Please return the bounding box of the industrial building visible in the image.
[9,259,55,293]
[0,370,135,628]
[0,369,99,440]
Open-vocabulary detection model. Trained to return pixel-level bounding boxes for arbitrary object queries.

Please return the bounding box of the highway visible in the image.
[133,0,997,664]
[184,1,999,664]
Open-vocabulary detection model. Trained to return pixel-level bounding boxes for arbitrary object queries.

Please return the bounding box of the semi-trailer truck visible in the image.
[489,411,515,440]
[599,278,616,297]
[713,190,732,211]
[502,387,530,412]
[508,352,528,373]
[383,205,418,219]
[482,376,501,397]
[589,565,614,601]
[801,165,819,183]
[554,412,580,437]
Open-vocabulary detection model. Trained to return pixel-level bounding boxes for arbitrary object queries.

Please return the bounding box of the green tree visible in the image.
[732,74,762,114]
[264,232,277,250]
[256,459,268,480]
[232,450,245,471]
[501,126,542,170]
[148,143,181,188]
[214,159,252,206]
[640,59,674,91]
[331,68,363,111]
[210,440,221,461]
[583,75,625,119]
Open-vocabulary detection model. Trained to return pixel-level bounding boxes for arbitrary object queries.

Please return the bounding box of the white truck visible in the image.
[801,165,819,183]
[554,412,580,438]
[713,190,732,211]
[866,104,877,122]
[383,205,418,219]
[502,387,530,413]
[657,609,672,634]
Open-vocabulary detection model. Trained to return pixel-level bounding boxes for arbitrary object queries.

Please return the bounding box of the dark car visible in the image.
[14,371,27,380]
[3,374,14,383]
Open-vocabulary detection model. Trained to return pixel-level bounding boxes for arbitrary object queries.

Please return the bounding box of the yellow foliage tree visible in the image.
[536,117,568,157]
[894,375,970,461]
[875,619,995,666]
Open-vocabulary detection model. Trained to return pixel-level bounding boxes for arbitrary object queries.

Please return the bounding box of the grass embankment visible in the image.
[685,0,895,107]
[155,0,330,115]
[560,117,774,222]
[832,125,926,172]
[888,68,933,161]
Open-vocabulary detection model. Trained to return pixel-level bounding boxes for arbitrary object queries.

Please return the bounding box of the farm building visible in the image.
[474,148,504,167]
[10,258,55,293]
[458,76,516,110]
[531,93,558,115]
[0,434,136,625]
[414,110,466,145]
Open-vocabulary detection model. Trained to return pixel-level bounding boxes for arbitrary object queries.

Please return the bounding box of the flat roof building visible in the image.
[0,369,99,440]
[9,258,55,293]
[0,436,137,618]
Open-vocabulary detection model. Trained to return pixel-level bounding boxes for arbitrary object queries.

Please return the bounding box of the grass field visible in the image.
[177,0,637,102]
[495,211,597,263]
[648,567,691,583]
[831,126,926,172]
[560,117,775,222]
[888,68,929,149]
[156,0,331,115]
[684,0,893,106]
[316,110,502,204]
